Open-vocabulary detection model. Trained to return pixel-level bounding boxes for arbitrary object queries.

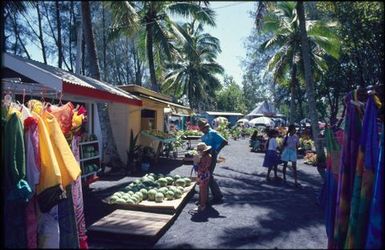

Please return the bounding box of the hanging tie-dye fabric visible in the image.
[365,123,384,249]
[333,91,363,249]
[322,128,342,249]
[345,95,380,248]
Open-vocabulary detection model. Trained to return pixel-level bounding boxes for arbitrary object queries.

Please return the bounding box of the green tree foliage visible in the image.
[215,75,246,113]
[106,1,216,92]
[259,1,340,123]
[162,21,224,110]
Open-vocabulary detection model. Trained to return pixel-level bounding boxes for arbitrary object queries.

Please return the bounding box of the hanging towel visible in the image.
[365,123,384,249]
[333,92,363,249]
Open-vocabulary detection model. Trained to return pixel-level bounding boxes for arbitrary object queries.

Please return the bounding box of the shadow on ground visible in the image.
[211,163,325,248]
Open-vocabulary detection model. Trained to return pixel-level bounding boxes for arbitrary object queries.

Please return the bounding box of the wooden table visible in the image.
[88,209,175,244]
[103,181,196,214]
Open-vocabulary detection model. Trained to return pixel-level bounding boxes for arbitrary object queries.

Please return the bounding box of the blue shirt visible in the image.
[201,128,226,152]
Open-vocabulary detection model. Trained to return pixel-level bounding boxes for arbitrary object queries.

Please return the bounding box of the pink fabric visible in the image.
[24,116,40,249]
[71,135,89,249]
[48,102,74,136]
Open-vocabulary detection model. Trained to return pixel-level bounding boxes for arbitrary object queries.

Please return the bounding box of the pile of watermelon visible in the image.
[109,173,193,205]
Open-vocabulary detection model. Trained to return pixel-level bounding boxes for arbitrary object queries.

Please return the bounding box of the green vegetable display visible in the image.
[108,172,193,204]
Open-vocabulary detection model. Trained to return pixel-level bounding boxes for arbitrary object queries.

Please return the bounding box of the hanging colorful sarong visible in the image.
[322,128,342,249]
[333,91,363,249]
[72,135,89,249]
[365,123,384,249]
[345,95,380,248]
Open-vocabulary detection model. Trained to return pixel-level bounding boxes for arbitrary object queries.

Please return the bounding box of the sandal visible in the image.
[193,205,206,212]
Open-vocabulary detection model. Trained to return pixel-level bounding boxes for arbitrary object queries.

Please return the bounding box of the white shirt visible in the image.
[267,138,278,151]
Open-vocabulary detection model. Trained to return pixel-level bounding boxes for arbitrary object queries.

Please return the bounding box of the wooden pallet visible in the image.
[88,209,175,244]
[103,182,196,214]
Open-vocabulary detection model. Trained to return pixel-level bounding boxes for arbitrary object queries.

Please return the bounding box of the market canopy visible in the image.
[2,52,142,106]
[245,101,284,118]
[249,116,275,127]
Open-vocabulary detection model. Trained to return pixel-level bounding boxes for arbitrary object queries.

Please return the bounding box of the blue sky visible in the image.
[27,1,256,86]
[205,1,256,85]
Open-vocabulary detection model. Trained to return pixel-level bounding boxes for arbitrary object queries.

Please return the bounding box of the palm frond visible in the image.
[167,2,216,27]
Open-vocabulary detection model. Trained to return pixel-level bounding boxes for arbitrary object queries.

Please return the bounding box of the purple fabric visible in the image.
[333,92,363,249]
[24,118,40,249]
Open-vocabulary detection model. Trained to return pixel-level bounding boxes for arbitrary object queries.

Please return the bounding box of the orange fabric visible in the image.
[42,111,81,188]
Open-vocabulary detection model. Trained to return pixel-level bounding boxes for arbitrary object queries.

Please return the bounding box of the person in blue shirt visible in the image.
[198,119,228,204]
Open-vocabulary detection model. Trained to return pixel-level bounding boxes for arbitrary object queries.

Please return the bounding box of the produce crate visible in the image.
[102,180,196,214]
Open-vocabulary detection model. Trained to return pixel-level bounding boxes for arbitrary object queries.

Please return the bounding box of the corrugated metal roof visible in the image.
[206,111,243,116]
[3,53,141,103]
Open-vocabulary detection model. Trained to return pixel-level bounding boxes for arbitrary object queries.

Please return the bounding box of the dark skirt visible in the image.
[263,150,280,168]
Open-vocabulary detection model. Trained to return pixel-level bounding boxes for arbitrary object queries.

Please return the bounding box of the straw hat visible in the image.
[198,119,210,130]
[196,142,212,152]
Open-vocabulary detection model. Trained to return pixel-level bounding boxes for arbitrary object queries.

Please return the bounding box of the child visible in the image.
[192,142,212,212]
[281,124,300,187]
[262,129,280,181]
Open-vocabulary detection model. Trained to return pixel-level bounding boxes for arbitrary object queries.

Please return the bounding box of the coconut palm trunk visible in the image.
[81,1,123,168]
[146,21,158,91]
[289,63,297,124]
[296,1,326,169]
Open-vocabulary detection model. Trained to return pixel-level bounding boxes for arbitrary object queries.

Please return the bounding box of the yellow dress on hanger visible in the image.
[33,111,62,195]
[42,111,81,188]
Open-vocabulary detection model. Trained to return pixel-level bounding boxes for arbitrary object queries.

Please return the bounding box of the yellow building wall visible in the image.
[108,100,166,164]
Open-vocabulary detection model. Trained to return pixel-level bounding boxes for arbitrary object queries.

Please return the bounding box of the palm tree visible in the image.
[106,1,216,92]
[296,1,326,170]
[259,1,340,123]
[161,21,224,110]
[81,1,123,168]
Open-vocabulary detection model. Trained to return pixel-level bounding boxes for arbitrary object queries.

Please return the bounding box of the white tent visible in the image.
[249,116,275,127]
[237,118,249,124]
[246,100,283,118]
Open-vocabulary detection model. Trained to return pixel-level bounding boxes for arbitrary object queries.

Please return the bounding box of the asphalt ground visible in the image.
[85,138,327,249]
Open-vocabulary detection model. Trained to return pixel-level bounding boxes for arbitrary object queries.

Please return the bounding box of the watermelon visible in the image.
[166,191,174,200]
[184,178,192,186]
[110,196,118,203]
[140,189,148,199]
[165,177,174,185]
[128,191,134,196]
[115,198,126,204]
[134,192,143,201]
[155,192,164,203]
[125,199,135,204]
[158,187,169,195]
[148,189,157,201]
[173,175,181,181]
[157,178,168,187]
[177,186,185,193]
[174,189,182,199]
[175,178,186,187]
[130,195,139,204]
[134,179,141,184]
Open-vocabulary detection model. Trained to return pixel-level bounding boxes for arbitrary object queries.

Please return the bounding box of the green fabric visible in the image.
[5,113,26,184]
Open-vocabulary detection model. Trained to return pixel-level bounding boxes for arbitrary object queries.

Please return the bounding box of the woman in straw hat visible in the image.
[192,142,212,212]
